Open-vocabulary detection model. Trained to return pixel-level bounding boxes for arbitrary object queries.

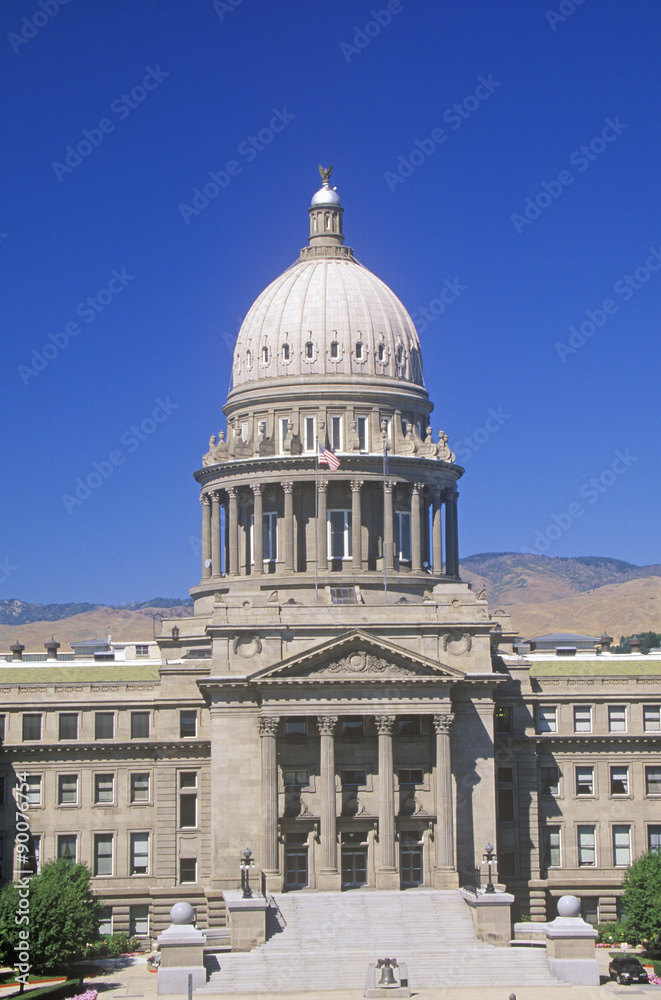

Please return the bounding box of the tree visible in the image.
[0,860,102,978]
[621,849,661,950]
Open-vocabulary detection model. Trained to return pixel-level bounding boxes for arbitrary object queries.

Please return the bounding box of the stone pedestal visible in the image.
[156,902,206,995]
[364,961,411,998]
[223,890,269,952]
[516,895,598,985]
[459,888,514,946]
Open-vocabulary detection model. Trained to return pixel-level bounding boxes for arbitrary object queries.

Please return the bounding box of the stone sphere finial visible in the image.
[557,894,581,918]
[170,901,195,925]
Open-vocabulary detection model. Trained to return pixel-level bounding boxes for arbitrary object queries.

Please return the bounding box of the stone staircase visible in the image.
[198,890,563,993]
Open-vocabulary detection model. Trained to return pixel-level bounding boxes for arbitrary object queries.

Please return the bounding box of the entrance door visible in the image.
[341,847,367,888]
[285,847,308,889]
[400,839,423,887]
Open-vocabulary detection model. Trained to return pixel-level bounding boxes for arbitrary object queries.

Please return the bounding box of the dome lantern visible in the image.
[307,164,345,252]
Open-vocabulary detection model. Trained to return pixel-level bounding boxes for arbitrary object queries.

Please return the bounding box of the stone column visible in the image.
[411,483,422,572]
[445,490,459,577]
[433,712,456,886]
[228,487,239,577]
[384,481,394,571]
[351,480,363,571]
[317,715,340,890]
[259,716,280,890]
[200,494,212,579]
[211,491,221,578]
[432,487,443,575]
[375,715,399,889]
[317,479,328,572]
[283,482,295,573]
[252,484,263,574]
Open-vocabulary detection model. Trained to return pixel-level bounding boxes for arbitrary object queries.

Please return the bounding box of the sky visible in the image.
[2,0,660,605]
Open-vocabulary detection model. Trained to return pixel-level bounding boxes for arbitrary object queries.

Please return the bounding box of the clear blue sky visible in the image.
[3,0,660,605]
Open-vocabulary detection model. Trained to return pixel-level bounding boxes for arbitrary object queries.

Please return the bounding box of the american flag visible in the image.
[318,444,340,470]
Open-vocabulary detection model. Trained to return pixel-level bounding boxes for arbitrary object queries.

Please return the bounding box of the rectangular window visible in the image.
[130,833,149,875]
[357,416,368,452]
[95,712,114,740]
[22,714,42,741]
[279,417,289,454]
[94,833,113,876]
[328,509,352,559]
[135,644,149,656]
[57,834,77,864]
[0,715,5,742]
[648,825,661,852]
[284,718,307,737]
[98,906,113,936]
[179,772,197,828]
[180,710,197,738]
[576,766,594,796]
[644,705,661,732]
[495,706,512,735]
[613,825,631,866]
[0,776,5,808]
[341,769,366,786]
[263,511,278,562]
[608,705,626,733]
[581,898,599,925]
[129,905,149,937]
[538,706,557,733]
[573,706,592,733]
[398,716,421,736]
[282,769,309,786]
[58,774,78,805]
[398,768,424,785]
[58,713,78,741]
[577,825,596,866]
[131,711,150,739]
[395,511,411,561]
[646,765,661,795]
[130,773,150,803]
[543,826,561,867]
[541,766,560,796]
[497,767,515,822]
[499,852,516,877]
[25,775,41,807]
[94,774,114,804]
[26,835,41,874]
[341,717,364,737]
[180,858,197,884]
[610,766,629,795]
[330,415,342,451]
[304,416,316,453]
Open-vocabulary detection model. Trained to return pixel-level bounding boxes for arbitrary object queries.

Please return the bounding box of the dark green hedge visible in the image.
[5,977,83,1000]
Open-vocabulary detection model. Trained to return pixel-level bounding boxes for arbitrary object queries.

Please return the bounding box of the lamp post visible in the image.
[483,843,496,894]
[240,847,255,898]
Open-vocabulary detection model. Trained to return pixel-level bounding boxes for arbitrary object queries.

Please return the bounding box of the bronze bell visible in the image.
[377,958,398,988]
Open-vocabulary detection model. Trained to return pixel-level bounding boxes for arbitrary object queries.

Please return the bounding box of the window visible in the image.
[129,905,149,937]
[24,775,41,807]
[98,906,113,936]
[395,511,411,561]
[330,340,339,359]
[25,835,41,874]
[608,705,626,733]
[284,718,307,737]
[581,898,599,925]
[130,833,149,875]
[282,342,290,361]
[538,706,557,733]
[577,825,596,866]
[93,833,113,876]
[330,415,342,451]
[377,343,385,362]
[610,766,629,795]
[261,345,269,363]
[179,772,197,828]
[341,717,364,737]
[543,826,561,867]
[575,766,594,796]
[58,774,78,805]
[135,644,149,656]
[330,587,356,604]
[95,712,114,740]
[495,706,512,735]
[398,768,423,785]
[341,769,366,786]
[497,766,515,822]
[282,769,309,786]
[357,416,368,452]
[58,713,78,741]
[57,834,77,864]
[0,715,5,742]
[573,706,592,733]
[305,340,314,359]
[644,705,661,732]
[613,825,631,866]
[263,511,277,562]
[304,416,316,453]
[279,417,289,454]
[130,773,150,803]
[646,765,661,795]
[398,716,421,736]
[94,774,114,804]
[355,341,363,359]
[328,510,352,559]
[131,712,150,739]
[180,710,197,738]
[180,858,197,883]
[499,852,516,877]
[648,825,661,852]
[0,776,5,808]
[22,714,42,741]
[540,765,560,795]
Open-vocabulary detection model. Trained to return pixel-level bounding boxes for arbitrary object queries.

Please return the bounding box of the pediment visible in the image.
[250,629,464,683]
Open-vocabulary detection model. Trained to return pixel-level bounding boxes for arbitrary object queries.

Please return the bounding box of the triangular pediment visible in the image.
[250,629,464,683]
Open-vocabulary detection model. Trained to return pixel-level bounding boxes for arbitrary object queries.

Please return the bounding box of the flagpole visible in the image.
[383,438,388,605]
[314,450,319,605]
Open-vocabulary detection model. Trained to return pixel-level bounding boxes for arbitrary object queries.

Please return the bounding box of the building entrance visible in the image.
[341,832,368,888]
[284,832,308,889]
[400,833,423,887]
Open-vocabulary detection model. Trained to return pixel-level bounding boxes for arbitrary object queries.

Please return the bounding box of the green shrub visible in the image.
[6,977,83,1000]
[597,920,638,945]
[83,933,141,959]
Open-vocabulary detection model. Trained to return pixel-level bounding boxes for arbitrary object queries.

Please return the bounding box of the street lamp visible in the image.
[240,847,255,898]
[483,843,496,894]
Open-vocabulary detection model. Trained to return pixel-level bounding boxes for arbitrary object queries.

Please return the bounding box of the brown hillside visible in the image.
[0,605,192,651]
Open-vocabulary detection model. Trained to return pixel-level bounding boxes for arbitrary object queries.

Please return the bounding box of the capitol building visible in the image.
[1,169,659,942]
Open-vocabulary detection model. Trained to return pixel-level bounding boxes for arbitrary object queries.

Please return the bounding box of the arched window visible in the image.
[282,343,290,361]
[261,346,269,363]
[377,343,385,362]
[355,341,363,359]
[305,341,314,359]
[330,340,339,359]
[396,344,403,365]
[246,349,252,368]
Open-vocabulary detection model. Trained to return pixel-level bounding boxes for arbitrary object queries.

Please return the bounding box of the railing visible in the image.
[459,865,482,895]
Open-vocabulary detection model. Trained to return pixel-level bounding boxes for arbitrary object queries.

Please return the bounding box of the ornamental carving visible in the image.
[314,652,418,676]
[258,716,279,737]
[233,634,262,658]
[374,715,396,735]
[433,713,453,735]
[317,715,338,736]
[442,631,472,655]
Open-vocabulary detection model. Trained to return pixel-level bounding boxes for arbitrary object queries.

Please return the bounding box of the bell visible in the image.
[377,960,398,988]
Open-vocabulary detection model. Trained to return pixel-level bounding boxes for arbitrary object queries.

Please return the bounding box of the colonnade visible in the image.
[199,479,460,580]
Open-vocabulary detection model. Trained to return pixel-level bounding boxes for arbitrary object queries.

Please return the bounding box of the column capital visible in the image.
[227,485,237,498]
[258,716,279,737]
[433,712,453,735]
[283,481,294,494]
[384,479,394,494]
[200,493,211,506]
[374,714,396,735]
[317,479,329,493]
[412,482,424,495]
[350,479,363,492]
[317,715,338,736]
[251,482,262,496]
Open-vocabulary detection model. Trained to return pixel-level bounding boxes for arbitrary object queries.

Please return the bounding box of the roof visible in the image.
[529,659,661,677]
[0,663,160,684]
[527,633,600,642]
